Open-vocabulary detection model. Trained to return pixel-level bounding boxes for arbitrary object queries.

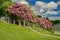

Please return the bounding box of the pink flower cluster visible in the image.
[7,3,52,30]
[36,18,52,29]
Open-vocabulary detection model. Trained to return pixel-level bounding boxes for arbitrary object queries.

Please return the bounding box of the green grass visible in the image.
[0,21,60,40]
[47,32,60,37]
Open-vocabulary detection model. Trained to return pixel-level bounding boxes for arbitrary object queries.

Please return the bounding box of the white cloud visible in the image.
[57,1,60,4]
[12,0,25,2]
[32,1,59,15]
[46,11,58,14]
[12,0,28,4]
[20,1,28,4]
[31,6,43,15]
[35,1,46,9]
[39,9,44,13]
[35,1,58,10]
[46,1,58,10]
[48,17,60,20]
[31,1,60,20]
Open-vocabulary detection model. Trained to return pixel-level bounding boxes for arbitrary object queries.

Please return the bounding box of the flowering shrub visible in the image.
[6,3,52,30]
[36,18,52,29]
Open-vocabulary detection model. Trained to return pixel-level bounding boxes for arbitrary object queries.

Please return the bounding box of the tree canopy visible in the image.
[0,0,13,17]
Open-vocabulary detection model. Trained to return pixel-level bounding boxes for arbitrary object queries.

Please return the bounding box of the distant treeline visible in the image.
[51,20,60,25]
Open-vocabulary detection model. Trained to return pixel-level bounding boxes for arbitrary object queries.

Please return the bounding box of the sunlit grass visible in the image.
[0,21,60,40]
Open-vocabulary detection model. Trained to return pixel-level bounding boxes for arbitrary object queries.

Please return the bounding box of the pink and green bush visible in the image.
[6,3,53,30]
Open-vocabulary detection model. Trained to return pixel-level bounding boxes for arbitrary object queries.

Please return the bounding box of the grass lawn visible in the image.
[0,21,60,40]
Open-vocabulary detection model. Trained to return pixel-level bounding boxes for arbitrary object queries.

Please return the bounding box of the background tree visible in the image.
[0,0,12,5]
[46,17,49,20]
[0,0,13,17]
[37,15,42,18]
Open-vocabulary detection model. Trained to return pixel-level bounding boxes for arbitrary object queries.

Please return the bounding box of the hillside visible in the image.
[0,21,60,40]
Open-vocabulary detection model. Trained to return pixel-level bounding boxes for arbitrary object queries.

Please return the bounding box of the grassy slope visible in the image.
[0,22,60,40]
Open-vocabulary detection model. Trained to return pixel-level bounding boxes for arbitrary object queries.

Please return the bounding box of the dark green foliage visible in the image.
[0,0,12,5]
[37,15,42,18]
[46,17,49,20]
[51,20,60,25]
[0,0,13,17]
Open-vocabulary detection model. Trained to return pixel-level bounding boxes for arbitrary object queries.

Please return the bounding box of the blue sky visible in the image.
[26,0,60,20]
[26,0,59,5]
[26,0,60,11]
[13,0,60,20]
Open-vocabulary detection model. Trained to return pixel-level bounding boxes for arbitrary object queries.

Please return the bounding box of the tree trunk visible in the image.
[19,20,21,26]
